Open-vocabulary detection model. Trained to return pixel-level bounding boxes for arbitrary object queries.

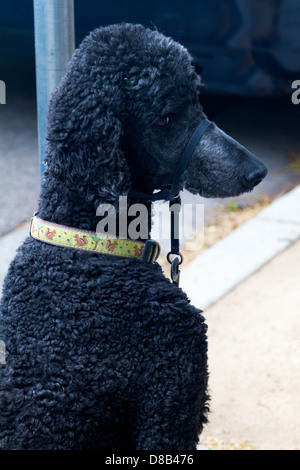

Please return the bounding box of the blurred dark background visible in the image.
[0,0,300,235]
[1,0,300,98]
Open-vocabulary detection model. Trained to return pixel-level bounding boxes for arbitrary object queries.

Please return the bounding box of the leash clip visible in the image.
[167,252,183,287]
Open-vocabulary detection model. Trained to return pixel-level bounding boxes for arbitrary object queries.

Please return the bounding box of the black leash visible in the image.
[129,118,212,286]
[167,196,183,286]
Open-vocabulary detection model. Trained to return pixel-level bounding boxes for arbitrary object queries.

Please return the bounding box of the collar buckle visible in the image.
[141,239,161,264]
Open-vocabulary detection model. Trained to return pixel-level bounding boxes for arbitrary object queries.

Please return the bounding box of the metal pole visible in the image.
[33,0,75,182]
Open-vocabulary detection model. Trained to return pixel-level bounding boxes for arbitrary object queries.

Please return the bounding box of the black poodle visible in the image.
[0,24,267,450]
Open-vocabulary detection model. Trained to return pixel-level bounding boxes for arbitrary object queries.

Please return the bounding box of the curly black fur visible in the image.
[0,23,267,450]
[0,24,210,450]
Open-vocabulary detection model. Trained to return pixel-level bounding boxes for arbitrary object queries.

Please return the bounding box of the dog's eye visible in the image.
[156,116,171,129]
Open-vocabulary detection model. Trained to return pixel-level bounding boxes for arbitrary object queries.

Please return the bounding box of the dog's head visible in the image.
[45,23,267,205]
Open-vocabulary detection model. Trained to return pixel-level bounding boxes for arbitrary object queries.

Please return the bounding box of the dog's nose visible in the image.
[244,162,268,188]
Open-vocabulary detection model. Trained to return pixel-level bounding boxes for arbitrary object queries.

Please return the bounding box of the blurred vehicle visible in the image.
[0,0,299,96]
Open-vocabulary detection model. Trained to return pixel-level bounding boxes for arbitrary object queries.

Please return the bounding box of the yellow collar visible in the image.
[30,215,160,264]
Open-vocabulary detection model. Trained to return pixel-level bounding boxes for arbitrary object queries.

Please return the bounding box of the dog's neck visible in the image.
[37,175,152,242]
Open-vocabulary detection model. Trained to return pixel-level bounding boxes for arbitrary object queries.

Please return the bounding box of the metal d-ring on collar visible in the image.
[129,118,212,285]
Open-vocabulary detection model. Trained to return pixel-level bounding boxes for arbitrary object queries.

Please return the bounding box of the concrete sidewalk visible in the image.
[181,184,300,310]
[200,236,300,450]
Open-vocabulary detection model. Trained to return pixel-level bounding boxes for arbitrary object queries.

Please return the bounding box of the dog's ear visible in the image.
[43,28,135,205]
[44,85,131,206]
